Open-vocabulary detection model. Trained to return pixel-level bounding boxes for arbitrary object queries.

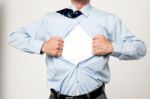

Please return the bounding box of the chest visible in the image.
[46,16,108,40]
[47,16,109,65]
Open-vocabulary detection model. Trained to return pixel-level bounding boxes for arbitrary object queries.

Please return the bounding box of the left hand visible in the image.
[92,35,113,56]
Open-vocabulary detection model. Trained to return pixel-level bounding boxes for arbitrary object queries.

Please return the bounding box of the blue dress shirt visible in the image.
[9,4,147,96]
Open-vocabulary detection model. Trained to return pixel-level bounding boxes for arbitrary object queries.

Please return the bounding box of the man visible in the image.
[9,0,147,99]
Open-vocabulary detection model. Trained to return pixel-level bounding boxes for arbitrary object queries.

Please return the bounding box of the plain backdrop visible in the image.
[0,0,150,99]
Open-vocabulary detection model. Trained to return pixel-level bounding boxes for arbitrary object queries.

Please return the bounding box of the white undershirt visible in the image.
[62,25,93,65]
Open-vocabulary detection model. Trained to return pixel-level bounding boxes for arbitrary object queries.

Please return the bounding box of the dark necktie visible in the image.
[56,8,82,18]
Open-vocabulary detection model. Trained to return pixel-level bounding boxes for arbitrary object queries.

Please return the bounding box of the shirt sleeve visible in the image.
[107,15,147,60]
[9,14,49,54]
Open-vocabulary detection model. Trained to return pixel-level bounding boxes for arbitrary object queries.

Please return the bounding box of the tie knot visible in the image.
[74,10,82,16]
[56,8,83,18]
[71,10,82,18]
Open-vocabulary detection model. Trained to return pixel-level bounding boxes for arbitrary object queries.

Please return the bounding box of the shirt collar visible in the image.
[69,3,92,17]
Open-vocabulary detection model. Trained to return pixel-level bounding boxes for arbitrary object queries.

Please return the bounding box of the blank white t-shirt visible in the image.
[62,25,93,65]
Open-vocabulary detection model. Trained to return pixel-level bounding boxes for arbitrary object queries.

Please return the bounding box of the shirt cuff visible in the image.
[30,40,45,54]
[110,42,123,57]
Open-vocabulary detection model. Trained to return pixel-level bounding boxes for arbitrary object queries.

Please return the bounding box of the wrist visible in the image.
[107,41,113,53]
[41,41,46,54]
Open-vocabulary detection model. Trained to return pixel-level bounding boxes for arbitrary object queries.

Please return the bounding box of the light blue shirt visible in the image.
[9,4,147,96]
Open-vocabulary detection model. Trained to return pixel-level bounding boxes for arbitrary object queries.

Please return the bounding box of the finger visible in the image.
[55,41,64,48]
[58,44,64,49]
[94,35,105,38]
[59,49,63,53]
[58,41,64,46]
[92,39,96,44]
[92,49,103,56]
[57,47,63,51]
[92,42,102,48]
[58,42,64,48]
[55,44,63,50]
[92,49,99,55]
[92,43,97,49]
[92,45,97,49]
[93,45,107,51]
[53,36,64,42]
[93,35,105,40]
[92,46,105,52]
[57,50,62,56]
[92,40,99,46]
[58,39,64,44]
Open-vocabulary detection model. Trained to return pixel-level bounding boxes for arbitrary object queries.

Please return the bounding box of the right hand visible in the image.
[41,36,64,57]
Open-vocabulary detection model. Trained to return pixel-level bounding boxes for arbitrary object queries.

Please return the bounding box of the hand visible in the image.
[42,36,64,57]
[92,35,113,56]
